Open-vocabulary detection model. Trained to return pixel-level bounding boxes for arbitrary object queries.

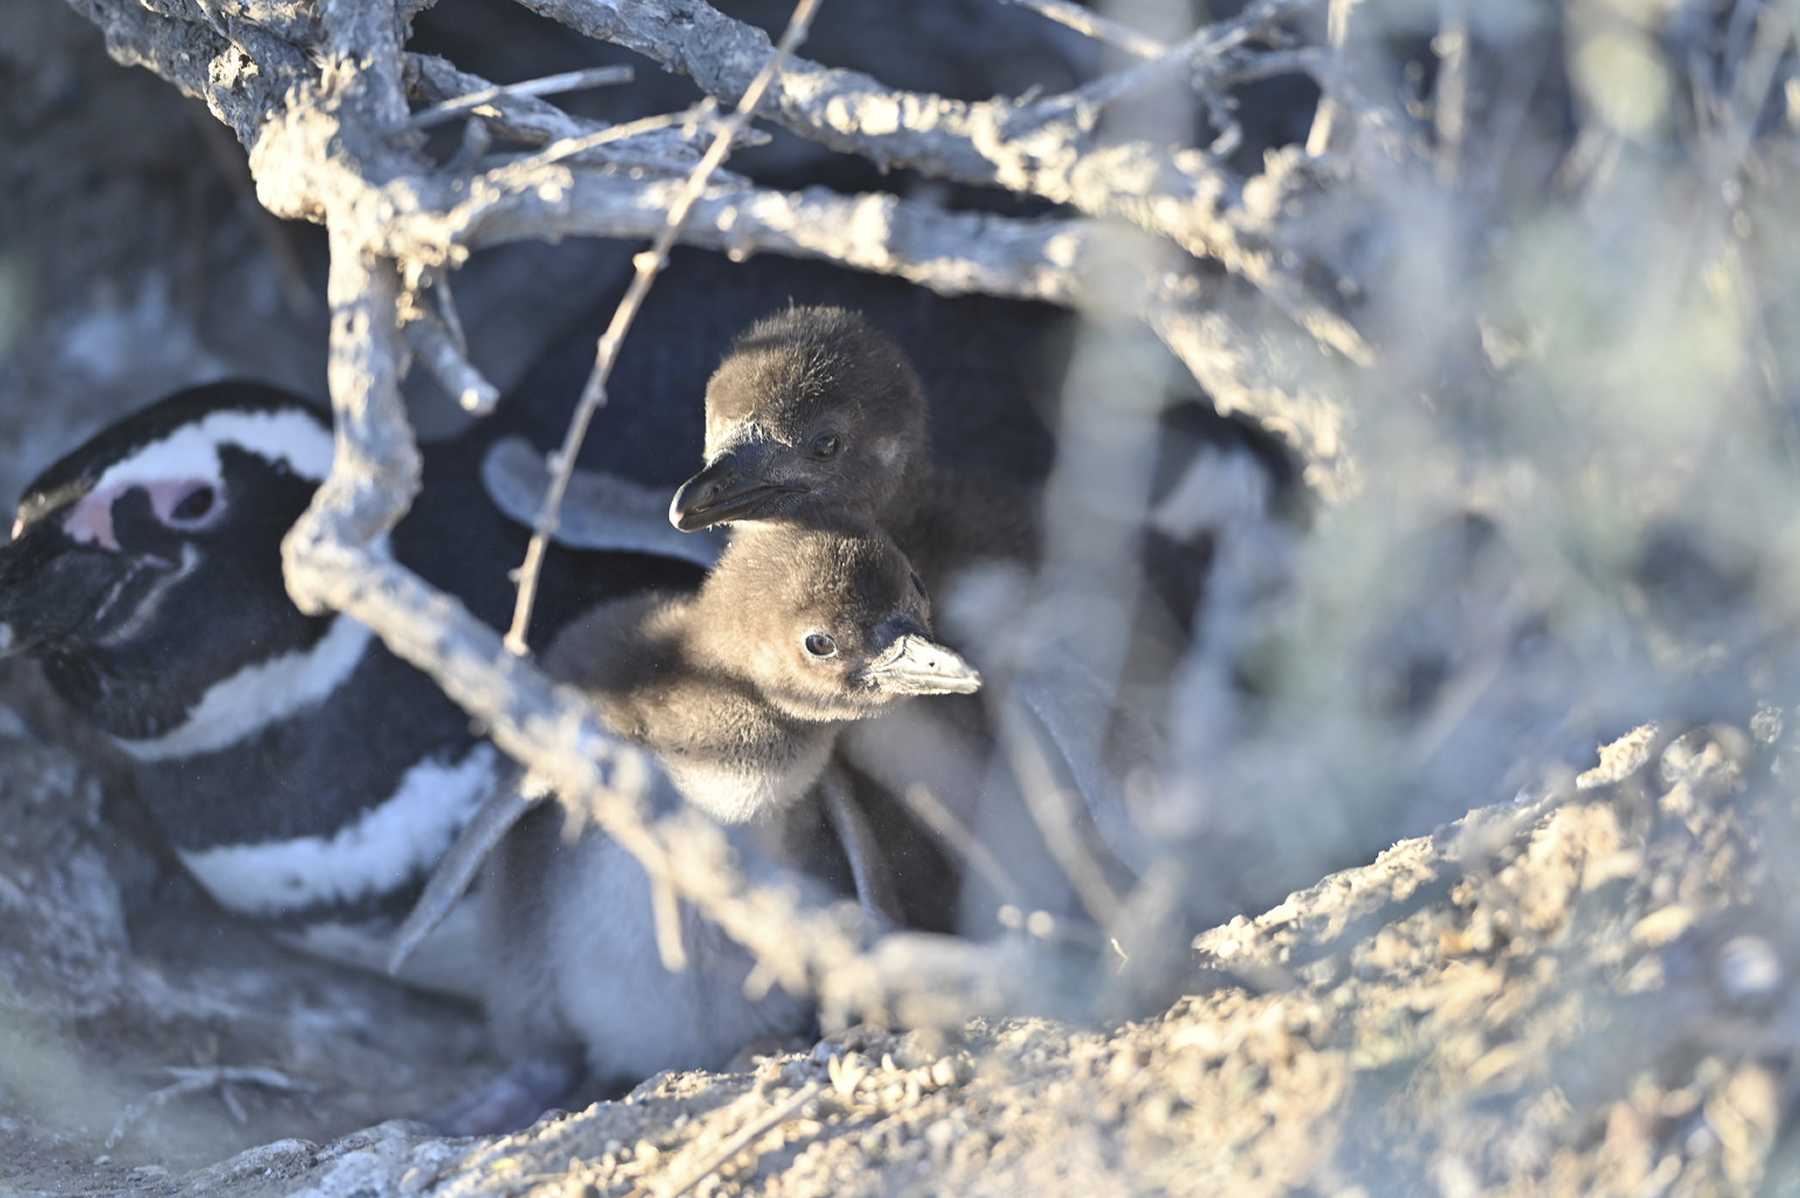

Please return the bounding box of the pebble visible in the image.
[1716,935,1781,1000]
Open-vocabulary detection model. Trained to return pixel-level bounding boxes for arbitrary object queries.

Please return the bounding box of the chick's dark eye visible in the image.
[810,433,842,460]
[803,632,838,658]
[171,486,216,522]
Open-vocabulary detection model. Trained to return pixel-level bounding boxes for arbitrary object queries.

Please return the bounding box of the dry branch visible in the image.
[504,0,826,654]
[407,63,634,129]
[508,0,1374,364]
[996,0,1168,60]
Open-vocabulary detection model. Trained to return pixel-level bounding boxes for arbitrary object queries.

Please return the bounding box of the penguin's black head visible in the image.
[705,521,981,722]
[0,382,335,738]
[670,307,929,534]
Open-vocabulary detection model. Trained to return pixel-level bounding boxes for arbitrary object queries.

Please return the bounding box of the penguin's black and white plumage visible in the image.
[0,380,705,993]
[462,520,977,1130]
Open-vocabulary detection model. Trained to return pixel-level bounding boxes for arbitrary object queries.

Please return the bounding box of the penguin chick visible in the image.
[668,306,1023,585]
[668,307,1187,929]
[472,521,978,1126]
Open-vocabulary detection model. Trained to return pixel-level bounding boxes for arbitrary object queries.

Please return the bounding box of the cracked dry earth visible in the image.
[9,702,1800,1195]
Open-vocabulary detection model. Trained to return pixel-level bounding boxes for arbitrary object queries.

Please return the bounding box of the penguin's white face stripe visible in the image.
[110,614,374,762]
[176,744,499,917]
[91,409,334,498]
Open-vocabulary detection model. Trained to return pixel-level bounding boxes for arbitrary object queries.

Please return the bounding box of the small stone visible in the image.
[1717,935,1781,1000]
[1630,906,1696,948]
[829,1052,870,1098]
[930,1055,970,1088]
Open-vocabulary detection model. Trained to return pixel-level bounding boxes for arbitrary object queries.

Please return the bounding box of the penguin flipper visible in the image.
[819,765,904,929]
[482,437,726,567]
[388,766,540,975]
[1004,650,1161,882]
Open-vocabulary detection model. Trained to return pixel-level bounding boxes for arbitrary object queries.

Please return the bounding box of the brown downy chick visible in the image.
[464,521,978,1133]
[668,307,1184,931]
[668,305,1036,584]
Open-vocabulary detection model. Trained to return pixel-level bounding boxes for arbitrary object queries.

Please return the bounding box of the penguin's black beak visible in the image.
[669,442,807,532]
[861,631,983,696]
[0,514,142,657]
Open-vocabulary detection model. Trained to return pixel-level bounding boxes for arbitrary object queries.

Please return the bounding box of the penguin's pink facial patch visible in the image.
[61,478,224,550]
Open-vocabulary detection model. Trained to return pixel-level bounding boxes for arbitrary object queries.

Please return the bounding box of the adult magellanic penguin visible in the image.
[0,378,706,995]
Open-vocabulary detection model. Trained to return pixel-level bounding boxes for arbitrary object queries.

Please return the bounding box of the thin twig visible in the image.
[896,783,1029,910]
[503,103,728,175]
[409,64,635,128]
[651,875,691,971]
[651,1081,825,1198]
[107,1067,312,1149]
[995,703,1126,929]
[1432,0,1469,184]
[504,0,826,654]
[405,307,500,414]
[1305,0,1354,155]
[996,0,1167,59]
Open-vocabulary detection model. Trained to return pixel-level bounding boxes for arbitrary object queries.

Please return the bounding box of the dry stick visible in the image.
[650,1081,826,1198]
[651,874,690,971]
[1305,0,1354,155]
[408,64,635,128]
[1432,0,1469,184]
[995,704,1126,929]
[898,783,1107,949]
[107,1067,311,1150]
[504,0,825,654]
[503,103,722,174]
[405,307,500,414]
[895,784,1030,911]
[996,0,1167,59]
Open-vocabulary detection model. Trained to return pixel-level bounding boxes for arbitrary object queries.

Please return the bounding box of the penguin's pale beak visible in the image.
[861,633,983,696]
[669,443,807,532]
[0,513,144,657]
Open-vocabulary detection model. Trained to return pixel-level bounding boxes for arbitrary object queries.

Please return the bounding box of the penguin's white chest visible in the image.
[662,736,832,826]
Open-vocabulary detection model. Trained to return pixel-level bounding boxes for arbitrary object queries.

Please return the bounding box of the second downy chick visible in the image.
[667,307,1191,930]
[468,519,979,1130]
